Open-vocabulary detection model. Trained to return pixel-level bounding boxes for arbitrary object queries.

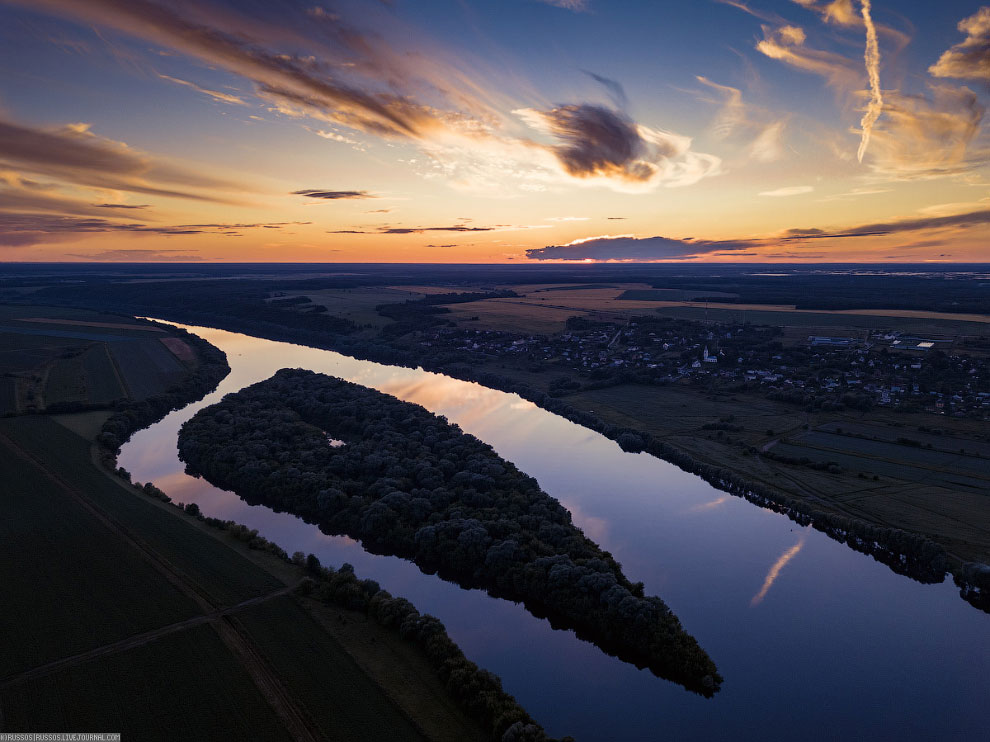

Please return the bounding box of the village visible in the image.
[418,315,990,419]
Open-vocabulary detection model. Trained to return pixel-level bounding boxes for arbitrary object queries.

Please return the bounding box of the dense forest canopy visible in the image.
[178,369,721,694]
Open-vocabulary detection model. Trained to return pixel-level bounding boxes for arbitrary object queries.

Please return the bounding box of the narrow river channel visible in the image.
[119,321,988,741]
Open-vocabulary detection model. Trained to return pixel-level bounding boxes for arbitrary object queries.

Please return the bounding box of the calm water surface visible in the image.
[120,322,988,741]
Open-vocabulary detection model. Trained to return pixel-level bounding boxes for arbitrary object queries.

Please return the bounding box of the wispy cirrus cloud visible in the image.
[696,76,789,162]
[534,0,590,12]
[783,206,990,240]
[930,7,990,82]
[0,117,247,202]
[747,6,986,179]
[756,24,861,90]
[157,73,246,105]
[862,86,987,180]
[6,0,715,195]
[759,185,813,196]
[790,0,860,27]
[0,213,309,247]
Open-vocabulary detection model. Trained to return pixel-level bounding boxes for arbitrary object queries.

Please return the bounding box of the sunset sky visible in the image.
[2,0,990,263]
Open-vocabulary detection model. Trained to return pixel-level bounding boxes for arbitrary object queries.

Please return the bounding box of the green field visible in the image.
[0,625,292,741]
[43,354,88,407]
[108,339,186,400]
[0,427,202,677]
[817,421,990,457]
[1,416,283,608]
[0,307,194,412]
[0,377,16,415]
[236,597,428,742]
[82,343,126,403]
[797,431,990,477]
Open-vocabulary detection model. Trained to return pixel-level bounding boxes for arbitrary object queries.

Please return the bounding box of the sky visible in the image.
[1,0,989,263]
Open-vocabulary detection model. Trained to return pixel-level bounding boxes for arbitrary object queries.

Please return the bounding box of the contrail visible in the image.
[751,533,806,606]
[857,0,882,163]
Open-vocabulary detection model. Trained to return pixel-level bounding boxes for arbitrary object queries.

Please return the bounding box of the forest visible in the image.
[177,369,722,695]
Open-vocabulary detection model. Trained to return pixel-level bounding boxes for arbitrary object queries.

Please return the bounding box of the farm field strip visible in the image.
[0,417,320,742]
[0,584,296,691]
[817,421,990,457]
[15,317,166,332]
[82,343,126,403]
[0,625,294,742]
[108,339,185,400]
[0,428,204,677]
[235,597,430,742]
[770,441,990,490]
[0,324,144,343]
[797,431,990,477]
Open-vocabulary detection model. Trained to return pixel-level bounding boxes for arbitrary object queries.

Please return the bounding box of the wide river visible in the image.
[120,322,987,741]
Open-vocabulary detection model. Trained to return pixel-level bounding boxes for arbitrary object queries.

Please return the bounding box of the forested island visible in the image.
[178,368,721,695]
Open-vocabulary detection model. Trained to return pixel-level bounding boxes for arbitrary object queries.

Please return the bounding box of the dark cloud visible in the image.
[12,0,436,139]
[93,203,150,209]
[534,105,652,181]
[0,117,243,202]
[383,225,493,234]
[607,216,626,220]
[66,249,204,261]
[0,213,308,247]
[329,225,495,234]
[292,189,374,200]
[782,208,990,240]
[517,104,718,186]
[526,235,758,261]
[0,188,150,218]
[527,205,990,262]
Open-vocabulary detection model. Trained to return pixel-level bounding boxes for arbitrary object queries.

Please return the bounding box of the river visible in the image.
[119,322,988,741]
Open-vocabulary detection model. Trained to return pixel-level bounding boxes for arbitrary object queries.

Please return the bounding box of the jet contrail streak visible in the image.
[857,0,882,163]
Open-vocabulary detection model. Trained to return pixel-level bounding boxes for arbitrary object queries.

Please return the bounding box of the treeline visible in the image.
[376,291,518,337]
[177,369,722,696]
[128,484,564,742]
[642,274,990,315]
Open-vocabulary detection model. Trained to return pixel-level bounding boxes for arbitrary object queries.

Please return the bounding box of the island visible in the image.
[178,368,722,695]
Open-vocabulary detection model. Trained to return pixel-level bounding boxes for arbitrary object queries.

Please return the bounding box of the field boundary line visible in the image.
[0,586,296,690]
[0,431,326,742]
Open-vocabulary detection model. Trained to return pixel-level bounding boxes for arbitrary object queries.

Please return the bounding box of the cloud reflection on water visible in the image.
[751,533,807,606]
